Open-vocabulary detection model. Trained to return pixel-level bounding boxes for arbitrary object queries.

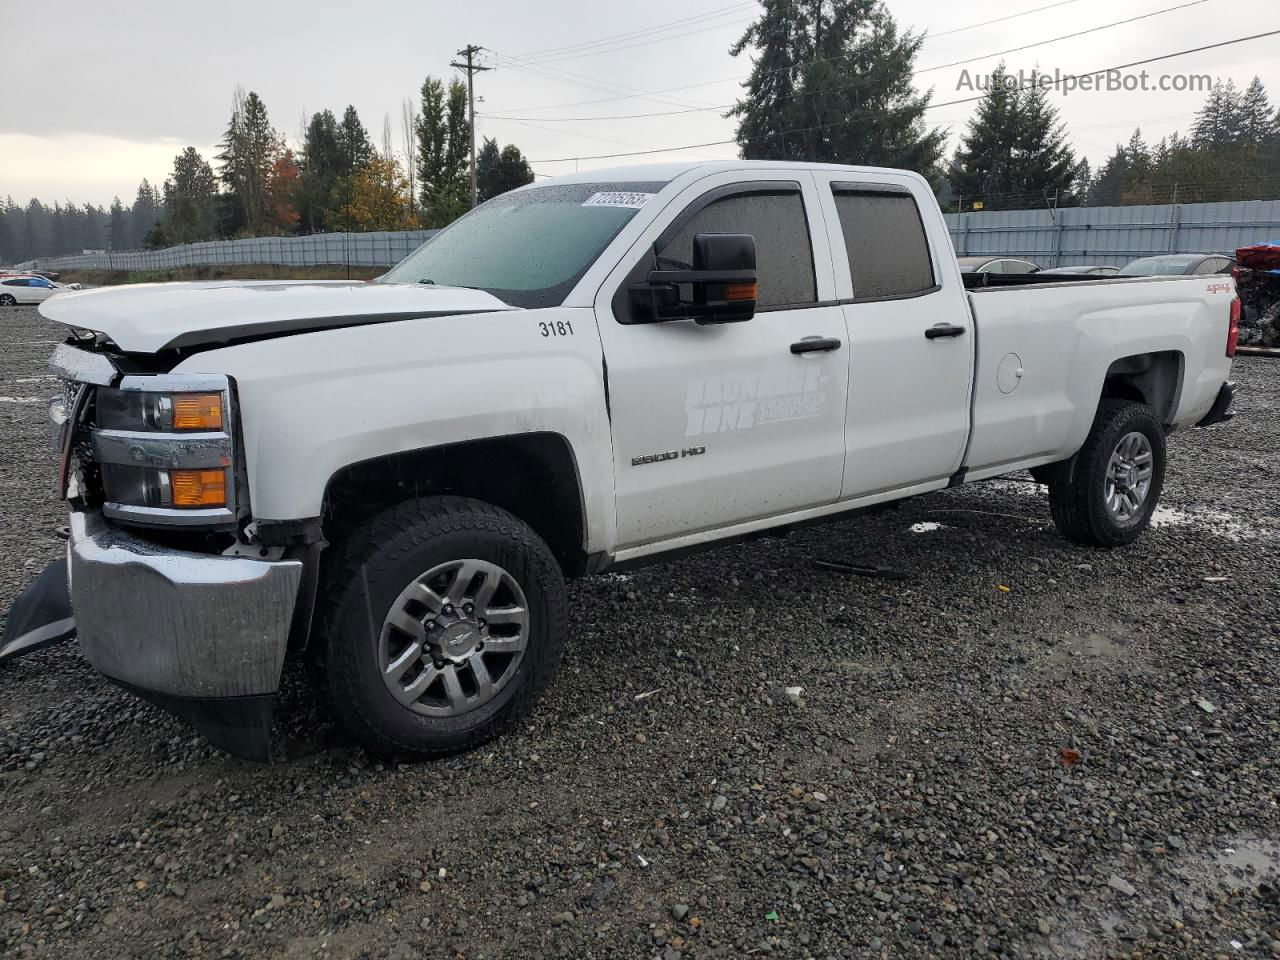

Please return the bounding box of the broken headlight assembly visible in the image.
[89,374,239,527]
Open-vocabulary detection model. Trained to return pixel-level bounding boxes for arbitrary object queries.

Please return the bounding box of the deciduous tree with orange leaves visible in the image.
[336,154,418,231]
[267,150,301,233]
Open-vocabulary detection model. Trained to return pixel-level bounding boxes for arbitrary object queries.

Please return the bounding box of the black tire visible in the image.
[1048,399,1166,547]
[315,496,566,757]
[0,295,16,306]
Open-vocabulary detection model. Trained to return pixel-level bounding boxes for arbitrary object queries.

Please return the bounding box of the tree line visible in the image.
[8,0,1280,263]
[729,0,1280,212]
[0,76,535,263]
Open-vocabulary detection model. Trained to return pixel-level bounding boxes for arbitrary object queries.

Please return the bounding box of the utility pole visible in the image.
[451,44,491,209]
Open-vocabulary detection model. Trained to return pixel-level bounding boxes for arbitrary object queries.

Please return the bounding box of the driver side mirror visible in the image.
[629,233,757,324]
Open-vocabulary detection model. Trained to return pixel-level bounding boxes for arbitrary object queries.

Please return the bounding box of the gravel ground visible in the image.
[1,304,1278,959]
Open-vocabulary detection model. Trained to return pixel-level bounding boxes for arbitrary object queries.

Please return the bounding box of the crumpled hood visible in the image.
[38,280,517,354]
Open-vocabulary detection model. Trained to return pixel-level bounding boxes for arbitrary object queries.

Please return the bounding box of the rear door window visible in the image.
[831,186,936,300]
[656,186,816,309]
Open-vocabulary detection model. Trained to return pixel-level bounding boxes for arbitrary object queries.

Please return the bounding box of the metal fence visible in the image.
[944,198,1280,268]
[17,197,1280,275]
[17,230,440,273]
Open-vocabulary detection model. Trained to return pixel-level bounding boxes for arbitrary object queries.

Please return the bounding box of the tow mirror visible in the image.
[630,233,757,324]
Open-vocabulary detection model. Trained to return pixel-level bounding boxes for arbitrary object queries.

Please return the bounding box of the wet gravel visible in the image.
[1,304,1278,959]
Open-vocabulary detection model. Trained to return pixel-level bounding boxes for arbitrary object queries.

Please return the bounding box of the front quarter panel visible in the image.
[171,307,616,553]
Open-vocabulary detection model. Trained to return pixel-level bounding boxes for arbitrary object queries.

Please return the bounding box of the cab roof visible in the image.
[535,159,928,187]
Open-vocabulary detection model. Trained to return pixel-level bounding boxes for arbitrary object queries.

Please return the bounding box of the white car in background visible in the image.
[0,275,72,305]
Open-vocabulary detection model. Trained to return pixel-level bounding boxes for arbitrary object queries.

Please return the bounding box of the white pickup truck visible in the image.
[2,161,1238,759]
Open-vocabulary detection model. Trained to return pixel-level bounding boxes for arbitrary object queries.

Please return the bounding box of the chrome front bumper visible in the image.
[69,511,303,700]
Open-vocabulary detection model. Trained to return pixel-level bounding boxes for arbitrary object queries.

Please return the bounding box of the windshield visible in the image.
[1118,257,1195,276]
[380,181,666,307]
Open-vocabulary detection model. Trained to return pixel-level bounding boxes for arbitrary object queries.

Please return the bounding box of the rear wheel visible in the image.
[316,496,566,757]
[0,295,16,306]
[1048,400,1165,547]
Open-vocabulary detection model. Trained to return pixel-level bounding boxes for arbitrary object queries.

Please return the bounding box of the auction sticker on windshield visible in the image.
[582,192,655,209]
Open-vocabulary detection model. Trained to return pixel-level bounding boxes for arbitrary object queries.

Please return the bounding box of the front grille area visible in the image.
[54,378,103,508]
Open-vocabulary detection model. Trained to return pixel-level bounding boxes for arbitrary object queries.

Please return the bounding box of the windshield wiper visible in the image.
[418,278,436,285]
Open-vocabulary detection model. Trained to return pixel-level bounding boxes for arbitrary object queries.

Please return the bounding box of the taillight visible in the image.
[1227,297,1240,357]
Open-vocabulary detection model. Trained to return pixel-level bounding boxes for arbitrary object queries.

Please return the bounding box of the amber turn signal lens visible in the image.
[170,469,227,508]
[172,393,224,430]
[724,281,757,302]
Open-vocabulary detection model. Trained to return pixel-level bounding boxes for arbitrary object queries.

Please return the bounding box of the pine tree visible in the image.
[217,88,280,235]
[1012,75,1079,204]
[108,197,129,250]
[729,0,944,177]
[729,0,806,160]
[24,200,52,259]
[0,198,16,264]
[1088,141,1130,206]
[1073,159,1093,206]
[336,105,374,175]
[477,138,535,202]
[155,147,219,245]
[299,110,342,232]
[1240,77,1279,143]
[948,66,1078,210]
[1192,80,1246,147]
[130,180,161,248]
[948,65,1020,208]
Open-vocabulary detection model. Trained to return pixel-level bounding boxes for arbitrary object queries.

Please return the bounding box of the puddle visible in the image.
[1049,630,1131,665]
[1149,505,1269,541]
[909,521,944,533]
[981,478,1047,497]
[1214,839,1280,891]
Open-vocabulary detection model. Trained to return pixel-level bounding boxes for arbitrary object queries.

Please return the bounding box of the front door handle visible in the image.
[790,337,842,355]
[925,323,966,340]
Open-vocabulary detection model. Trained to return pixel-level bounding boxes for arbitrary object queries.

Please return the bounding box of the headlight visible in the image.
[90,374,238,527]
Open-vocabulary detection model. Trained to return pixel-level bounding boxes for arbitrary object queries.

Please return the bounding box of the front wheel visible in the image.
[316,496,567,757]
[1048,400,1166,547]
[0,294,16,306]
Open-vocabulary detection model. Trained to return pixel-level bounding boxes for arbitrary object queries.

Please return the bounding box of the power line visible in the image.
[927,0,1083,38]
[915,0,1211,76]
[495,57,716,111]
[515,13,757,67]
[484,0,1216,124]
[487,0,1091,115]
[520,28,1280,164]
[483,0,1085,115]
[509,2,755,63]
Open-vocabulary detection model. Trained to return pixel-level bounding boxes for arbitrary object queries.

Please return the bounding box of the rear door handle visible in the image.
[790,337,842,354]
[925,323,966,340]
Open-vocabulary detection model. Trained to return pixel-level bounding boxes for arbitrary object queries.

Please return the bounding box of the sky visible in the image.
[2,0,1278,208]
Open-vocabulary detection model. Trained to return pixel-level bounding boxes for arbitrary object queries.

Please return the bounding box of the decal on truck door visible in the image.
[684,366,829,439]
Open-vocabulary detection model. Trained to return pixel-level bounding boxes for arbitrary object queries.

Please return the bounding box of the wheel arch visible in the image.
[1101,350,1184,426]
[321,432,589,576]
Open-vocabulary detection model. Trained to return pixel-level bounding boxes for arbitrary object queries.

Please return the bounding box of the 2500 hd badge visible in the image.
[632,445,706,466]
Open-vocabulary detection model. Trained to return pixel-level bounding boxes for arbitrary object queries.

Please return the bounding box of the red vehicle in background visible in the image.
[1235,243,1280,350]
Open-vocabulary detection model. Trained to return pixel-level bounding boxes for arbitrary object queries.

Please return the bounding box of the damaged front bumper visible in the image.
[3,511,303,759]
